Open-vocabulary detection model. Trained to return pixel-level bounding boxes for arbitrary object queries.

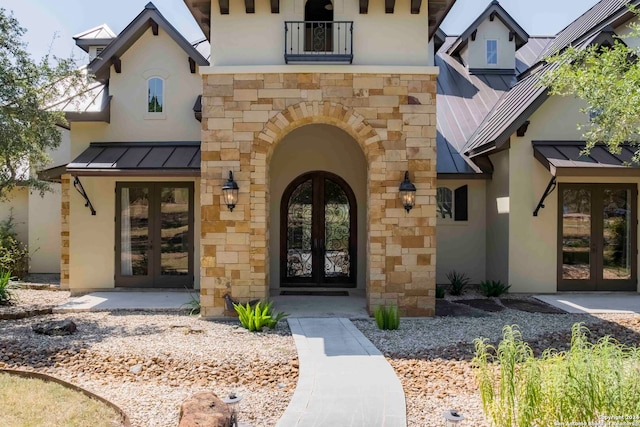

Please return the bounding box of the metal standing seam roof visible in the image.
[66,142,201,174]
[436,36,552,174]
[463,0,638,157]
[533,141,640,175]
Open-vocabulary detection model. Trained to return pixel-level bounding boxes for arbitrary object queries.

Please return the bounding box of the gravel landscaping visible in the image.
[2,289,640,427]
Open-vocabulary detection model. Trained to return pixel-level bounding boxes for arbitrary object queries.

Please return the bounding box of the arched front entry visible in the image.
[280,171,356,287]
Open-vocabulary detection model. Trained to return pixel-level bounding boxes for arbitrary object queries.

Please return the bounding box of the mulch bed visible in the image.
[455,299,505,312]
[435,300,489,317]
[500,298,566,314]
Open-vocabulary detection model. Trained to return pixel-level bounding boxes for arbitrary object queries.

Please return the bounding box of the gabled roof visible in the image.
[463,0,636,157]
[89,2,209,82]
[447,0,529,57]
[74,24,117,53]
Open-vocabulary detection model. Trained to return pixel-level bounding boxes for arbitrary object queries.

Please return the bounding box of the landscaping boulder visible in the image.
[32,319,77,336]
[179,391,231,427]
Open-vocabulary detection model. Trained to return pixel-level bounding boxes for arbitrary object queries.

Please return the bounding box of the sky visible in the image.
[0,0,601,62]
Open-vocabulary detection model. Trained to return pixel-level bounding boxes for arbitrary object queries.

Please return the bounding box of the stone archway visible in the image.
[199,72,437,317]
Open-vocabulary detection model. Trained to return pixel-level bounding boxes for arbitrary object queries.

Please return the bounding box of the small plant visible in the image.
[0,214,29,279]
[480,280,511,297]
[181,290,201,316]
[435,285,446,299]
[474,323,640,427]
[446,270,469,296]
[0,270,17,306]
[374,305,400,330]
[233,300,288,332]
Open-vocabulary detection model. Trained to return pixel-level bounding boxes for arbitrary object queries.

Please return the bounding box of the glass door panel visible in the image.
[602,188,632,281]
[160,187,190,277]
[559,184,636,291]
[286,179,313,280]
[116,183,193,288]
[324,179,351,280]
[561,188,592,281]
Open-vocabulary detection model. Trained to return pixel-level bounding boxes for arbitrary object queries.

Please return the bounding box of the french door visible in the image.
[558,183,637,291]
[116,182,194,288]
[280,171,356,287]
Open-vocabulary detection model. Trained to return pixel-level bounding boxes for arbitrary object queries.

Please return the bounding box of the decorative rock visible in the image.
[32,319,77,336]
[179,391,231,427]
[129,364,143,375]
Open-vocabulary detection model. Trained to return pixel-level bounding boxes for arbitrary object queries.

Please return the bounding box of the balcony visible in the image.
[284,21,353,64]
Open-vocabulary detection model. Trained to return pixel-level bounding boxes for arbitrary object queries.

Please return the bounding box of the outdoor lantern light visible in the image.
[399,171,416,213]
[222,170,239,212]
[443,409,464,426]
[222,392,243,427]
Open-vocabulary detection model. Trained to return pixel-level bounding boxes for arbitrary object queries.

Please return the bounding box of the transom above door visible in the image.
[558,183,637,291]
[116,182,194,288]
[280,171,356,287]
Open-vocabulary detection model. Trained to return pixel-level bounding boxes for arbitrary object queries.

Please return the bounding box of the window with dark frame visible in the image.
[436,185,468,221]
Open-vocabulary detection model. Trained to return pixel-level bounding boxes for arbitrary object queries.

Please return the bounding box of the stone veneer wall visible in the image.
[60,173,70,290]
[200,72,437,317]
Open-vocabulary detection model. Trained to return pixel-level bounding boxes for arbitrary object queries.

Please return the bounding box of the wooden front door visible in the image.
[116,182,194,288]
[280,171,356,287]
[558,183,637,291]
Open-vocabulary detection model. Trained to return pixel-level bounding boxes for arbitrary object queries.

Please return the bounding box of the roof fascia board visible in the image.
[428,0,457,40]
[89,4,209,82]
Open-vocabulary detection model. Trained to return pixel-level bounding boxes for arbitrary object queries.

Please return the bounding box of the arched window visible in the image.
[437,185,468,221]
[147,77,164,113]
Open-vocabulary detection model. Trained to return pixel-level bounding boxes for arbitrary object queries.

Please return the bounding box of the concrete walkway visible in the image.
[277,318,405,427]
[54,291,196,312]
[535,293,640,314]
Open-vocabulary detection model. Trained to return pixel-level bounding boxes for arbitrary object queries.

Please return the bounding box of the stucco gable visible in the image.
[89,2,209,83]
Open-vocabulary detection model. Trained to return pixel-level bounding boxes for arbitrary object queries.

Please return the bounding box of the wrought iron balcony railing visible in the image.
[284,21,353,64]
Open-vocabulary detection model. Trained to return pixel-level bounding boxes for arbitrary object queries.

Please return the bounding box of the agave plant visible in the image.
[233,300,288,332]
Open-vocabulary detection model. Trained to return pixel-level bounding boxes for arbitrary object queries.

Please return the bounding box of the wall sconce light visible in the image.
[222,171,239,212]
[399,171,416,213]
[443,409,464,426]
[222,392,243,427]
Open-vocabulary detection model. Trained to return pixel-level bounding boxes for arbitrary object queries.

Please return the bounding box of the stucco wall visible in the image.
[69,28,202,159]
[269,124,367,289]
[463,17,516,70]
[436,180,486,284]
[209,0,432,66]
[28,186,61,273]
[67,176,200,292]
[0,187,28,246]
[485,150,509,284]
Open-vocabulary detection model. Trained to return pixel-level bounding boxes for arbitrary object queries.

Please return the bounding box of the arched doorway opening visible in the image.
[280,171,356,287]
[304,0,333,52]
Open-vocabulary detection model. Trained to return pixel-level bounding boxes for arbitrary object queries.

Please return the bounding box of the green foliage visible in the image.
[0,8,89,198]
[181,291,200,316]
[474,323,640,427]
[0,214,28,279]
[374,305,400,330]
[0,270,17,306]
[435,286,446,299]
[233,300,288,332]
[480,280,511,297]
[446,270,469,296]
[541,11,640,162]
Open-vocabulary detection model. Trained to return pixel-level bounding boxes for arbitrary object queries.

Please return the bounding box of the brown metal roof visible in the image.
[66,141,201,176]
[533,141,640,176]
[436,36,550,174]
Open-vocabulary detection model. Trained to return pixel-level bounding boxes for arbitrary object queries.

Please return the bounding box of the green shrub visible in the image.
[473,323,640,427]
[446,270,469,296]
[374,305,400,330]
[480,280,511,297]
[435,286,446,299]
[0,214,29,279]
[0,270,17,306]
[181,290,201,316]
[233,300,288,332]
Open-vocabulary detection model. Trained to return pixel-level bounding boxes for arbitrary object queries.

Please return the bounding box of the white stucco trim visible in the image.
[200,65,440,75]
